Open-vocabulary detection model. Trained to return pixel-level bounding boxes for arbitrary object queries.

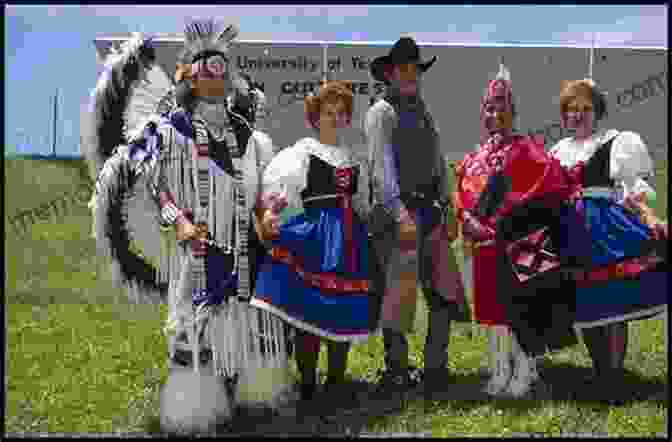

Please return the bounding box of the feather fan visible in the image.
[84,33,174,303]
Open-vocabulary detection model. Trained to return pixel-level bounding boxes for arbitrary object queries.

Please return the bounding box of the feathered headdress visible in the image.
[482,60,513,111]
[174,19,250,111]
[178,19,239,64]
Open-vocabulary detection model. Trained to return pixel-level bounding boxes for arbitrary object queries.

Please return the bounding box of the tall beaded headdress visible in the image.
[482,58,513,112]
[479,58,515,142]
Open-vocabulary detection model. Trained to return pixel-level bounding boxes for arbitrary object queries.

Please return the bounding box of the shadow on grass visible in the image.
[141,361,668,437]
[538,361,668,406]
[444,361,668,416]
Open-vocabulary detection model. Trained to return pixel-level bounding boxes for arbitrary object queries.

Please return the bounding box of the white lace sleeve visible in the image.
[610,131,656,200]
[548,138,574,166]
[261,139,310,212]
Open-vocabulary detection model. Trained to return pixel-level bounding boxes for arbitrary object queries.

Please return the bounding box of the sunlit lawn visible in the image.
[5,158,668,436]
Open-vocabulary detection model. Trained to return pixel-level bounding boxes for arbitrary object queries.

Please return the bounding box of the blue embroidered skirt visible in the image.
[558,197,668,328]
[252,207,375,342]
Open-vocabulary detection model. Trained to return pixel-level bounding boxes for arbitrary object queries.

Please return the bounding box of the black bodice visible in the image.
[300,155,360,202]
[582,137,615,188]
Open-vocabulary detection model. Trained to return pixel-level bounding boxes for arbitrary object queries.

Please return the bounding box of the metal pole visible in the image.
[588,32,599,80]
[52,89,58,157]
[588,34,595,80]
[322,44,328,84]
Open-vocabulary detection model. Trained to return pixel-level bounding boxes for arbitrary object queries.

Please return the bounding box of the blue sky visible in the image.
[5,4,668,156]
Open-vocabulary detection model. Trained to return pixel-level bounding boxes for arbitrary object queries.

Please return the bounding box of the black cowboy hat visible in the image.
[370,36,437,83]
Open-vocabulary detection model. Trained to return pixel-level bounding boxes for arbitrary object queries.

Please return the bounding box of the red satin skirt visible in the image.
[472,243,510,326]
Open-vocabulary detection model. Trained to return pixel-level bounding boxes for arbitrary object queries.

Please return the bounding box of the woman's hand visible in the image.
[257,191,288,241]
[461,211,495,242]
[260,209,281,240]
[623,193,667,241]
[260,191,289,214]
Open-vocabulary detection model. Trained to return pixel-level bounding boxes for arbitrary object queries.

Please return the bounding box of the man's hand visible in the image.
[397,204,415,226]
[444,214,459,242]
[176,219,198,242]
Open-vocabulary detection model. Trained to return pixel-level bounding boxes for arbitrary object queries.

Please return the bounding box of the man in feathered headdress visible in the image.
[453,62,579,398]
[84,19,293,434]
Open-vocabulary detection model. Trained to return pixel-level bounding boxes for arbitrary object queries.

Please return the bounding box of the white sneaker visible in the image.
[485,352,513,395]
[505,354,539,398]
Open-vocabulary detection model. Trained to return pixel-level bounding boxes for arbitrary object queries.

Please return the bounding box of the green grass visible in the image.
[5,158,669,436]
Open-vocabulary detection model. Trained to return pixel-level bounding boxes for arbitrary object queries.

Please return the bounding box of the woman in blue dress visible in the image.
[549,78,667,392]
[252,80,375,402]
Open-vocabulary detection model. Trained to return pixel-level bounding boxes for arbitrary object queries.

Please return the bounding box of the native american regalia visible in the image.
[454,63,581,396]
[455,134,577,325]
[251,137,377,341]
[82,24,293,418]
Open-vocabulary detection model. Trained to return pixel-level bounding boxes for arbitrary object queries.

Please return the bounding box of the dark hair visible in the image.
[175,80,196,110]
[592,87,608,121]
[230,90,255,123]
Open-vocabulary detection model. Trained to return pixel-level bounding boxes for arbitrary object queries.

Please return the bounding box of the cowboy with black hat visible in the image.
[365,36,464,401]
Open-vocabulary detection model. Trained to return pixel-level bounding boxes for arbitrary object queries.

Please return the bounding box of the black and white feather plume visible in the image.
[178,19,239,64]
[82,33,161,179]
[83,33,174,304]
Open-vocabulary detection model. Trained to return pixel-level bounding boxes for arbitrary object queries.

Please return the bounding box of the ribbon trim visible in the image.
[269,247,370,294]
[335,167,357,274]
[574,254,664,287]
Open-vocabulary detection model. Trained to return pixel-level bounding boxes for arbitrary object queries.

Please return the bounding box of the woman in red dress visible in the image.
[454,62,580,397]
